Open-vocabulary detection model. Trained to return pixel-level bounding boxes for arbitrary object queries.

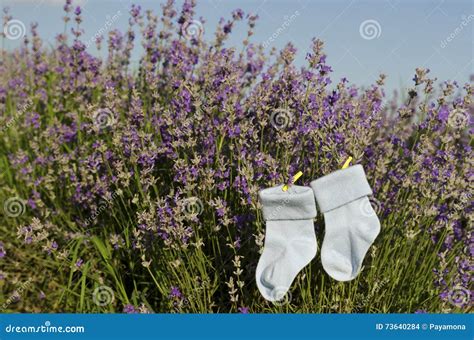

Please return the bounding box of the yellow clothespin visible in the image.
[342,156,353,169]
[282,171,303,191]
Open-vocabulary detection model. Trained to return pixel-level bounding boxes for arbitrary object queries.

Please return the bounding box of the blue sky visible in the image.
[1,0,473,94]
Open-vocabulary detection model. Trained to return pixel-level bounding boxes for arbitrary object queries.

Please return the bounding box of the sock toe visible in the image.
[257,264,290,302]
[321,249,355,281]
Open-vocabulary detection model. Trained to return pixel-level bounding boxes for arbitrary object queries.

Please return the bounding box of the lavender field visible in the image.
[0,0,472,313]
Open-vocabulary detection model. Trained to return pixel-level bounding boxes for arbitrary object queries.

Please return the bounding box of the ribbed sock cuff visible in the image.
[310,165,372,213]
[259,185,317,220]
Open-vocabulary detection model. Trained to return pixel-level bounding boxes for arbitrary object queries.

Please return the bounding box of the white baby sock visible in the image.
[256,185,317,301]
[310,164,380,281]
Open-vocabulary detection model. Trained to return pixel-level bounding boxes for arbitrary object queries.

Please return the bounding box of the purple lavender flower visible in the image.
[169,286,182,299]
[123,304,138,314]
[238,306,249,314]
[0,0,471,314]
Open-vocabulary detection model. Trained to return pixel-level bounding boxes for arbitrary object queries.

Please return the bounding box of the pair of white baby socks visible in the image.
[256,165,381,301]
